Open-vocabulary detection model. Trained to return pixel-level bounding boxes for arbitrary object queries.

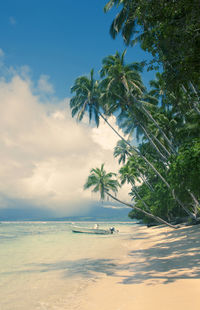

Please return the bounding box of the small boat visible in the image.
[71,224,117,235]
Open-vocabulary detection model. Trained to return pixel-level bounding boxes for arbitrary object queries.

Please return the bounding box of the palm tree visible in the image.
[84,164,120,200]
[70,69,100,126]
[104,0,136,45]
[100,50,144,97]
[84,164,178,229]
[100,51,177,155]
[113,139,132,164]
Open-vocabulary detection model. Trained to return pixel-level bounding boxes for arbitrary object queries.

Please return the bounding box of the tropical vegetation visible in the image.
[69,1,200,228]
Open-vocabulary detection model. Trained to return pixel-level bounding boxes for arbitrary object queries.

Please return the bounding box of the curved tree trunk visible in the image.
[140,103,177,154]
[192,103,200,116]
[187,189,200,218]
[113,91,173,158]
[106,192,178,229]
[172,190,196,219]
[139,122,168,162]
[139,173,155,192]
[119,148,155,192]
[188,82,200,116]
[142,124,172,158]
[131,186,150,211]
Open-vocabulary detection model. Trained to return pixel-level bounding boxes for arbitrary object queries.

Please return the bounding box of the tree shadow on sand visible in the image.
[34,258,118,279]
[120,225,200,285]
[0,258,119,280]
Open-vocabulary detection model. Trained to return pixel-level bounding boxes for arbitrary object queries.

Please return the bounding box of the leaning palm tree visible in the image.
[70,66,194,219]
[100,51,176,155]
[84,164,177,229]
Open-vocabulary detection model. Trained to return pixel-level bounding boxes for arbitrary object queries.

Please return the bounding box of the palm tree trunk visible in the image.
[142,124,172,158]
[172,189,197,219]
[120,150,155,192]
[139,173,155,192]
[140,104,177,154]
[139,123,168,162]
[188,82,200,116]
[192,103,200,116]
[187,190,200,218]
[106,192,178,229]
[108,84,177,155]
[113,92,173,158]
[131,186,150,211]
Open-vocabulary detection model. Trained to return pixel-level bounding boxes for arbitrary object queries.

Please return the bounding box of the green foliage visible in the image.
[105,0,200,92]
[169,139,200,200]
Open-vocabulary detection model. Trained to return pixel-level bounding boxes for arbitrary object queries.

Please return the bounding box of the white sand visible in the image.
[81,225,200,310]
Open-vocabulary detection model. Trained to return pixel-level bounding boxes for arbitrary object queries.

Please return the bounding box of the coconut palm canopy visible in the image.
[84,164,120,200]
[70,69,100,127]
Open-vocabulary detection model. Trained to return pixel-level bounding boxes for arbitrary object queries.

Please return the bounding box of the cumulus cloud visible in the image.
[37,74,54,94]
[91,116,127,151]
[0,68,130,215]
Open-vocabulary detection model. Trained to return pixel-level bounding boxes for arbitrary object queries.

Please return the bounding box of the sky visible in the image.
[0,1,155,219]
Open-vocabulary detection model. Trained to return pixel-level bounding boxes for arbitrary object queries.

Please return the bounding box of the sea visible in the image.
[0,221,134,310]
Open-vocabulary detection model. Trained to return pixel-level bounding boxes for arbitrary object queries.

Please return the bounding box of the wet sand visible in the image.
[81,224,200,310]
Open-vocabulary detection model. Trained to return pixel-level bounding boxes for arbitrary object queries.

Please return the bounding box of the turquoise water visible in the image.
[0,222,133,310]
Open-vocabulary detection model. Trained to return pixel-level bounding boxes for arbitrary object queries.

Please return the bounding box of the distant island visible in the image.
[0,204,132,222]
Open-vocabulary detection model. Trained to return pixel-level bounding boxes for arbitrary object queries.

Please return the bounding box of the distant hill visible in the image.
[53,206,131,222]
[0,204,131,222]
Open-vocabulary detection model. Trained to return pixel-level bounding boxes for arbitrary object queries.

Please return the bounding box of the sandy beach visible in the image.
[81,224,200,310]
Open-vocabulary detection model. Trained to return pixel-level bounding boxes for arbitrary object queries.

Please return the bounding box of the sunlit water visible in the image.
[0,222,134,310]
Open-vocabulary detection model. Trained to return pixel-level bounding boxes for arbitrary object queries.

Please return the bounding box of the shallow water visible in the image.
[0,222,134,310]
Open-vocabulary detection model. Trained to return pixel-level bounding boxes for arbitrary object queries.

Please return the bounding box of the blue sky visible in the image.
[1,0,155,98]
[0,1,155,218]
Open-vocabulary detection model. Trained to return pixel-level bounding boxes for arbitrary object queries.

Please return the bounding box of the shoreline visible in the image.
[80,224,200,310]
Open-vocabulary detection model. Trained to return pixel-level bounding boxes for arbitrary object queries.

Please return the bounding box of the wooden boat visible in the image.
[71,225,116,235]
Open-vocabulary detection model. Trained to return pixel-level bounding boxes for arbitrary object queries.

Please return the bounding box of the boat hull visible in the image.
[71,226,112,235]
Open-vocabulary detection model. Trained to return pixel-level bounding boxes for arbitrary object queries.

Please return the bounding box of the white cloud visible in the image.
[37,74,54,94]
[92,115,128,151]
[0,69,130,215]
